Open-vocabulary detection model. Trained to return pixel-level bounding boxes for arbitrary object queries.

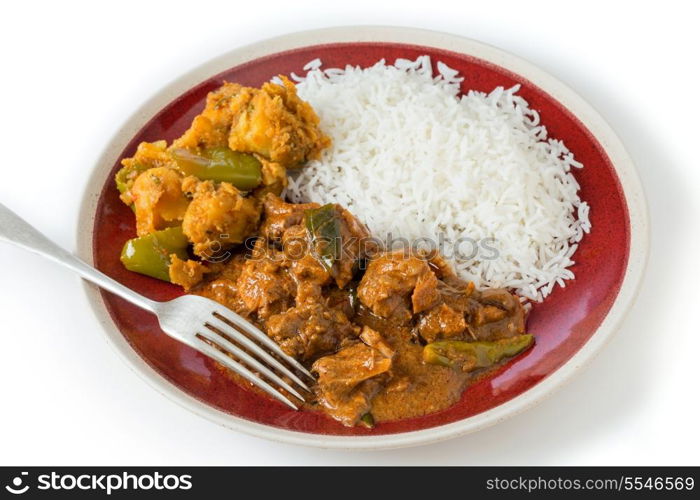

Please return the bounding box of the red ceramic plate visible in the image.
[77,27,648,448]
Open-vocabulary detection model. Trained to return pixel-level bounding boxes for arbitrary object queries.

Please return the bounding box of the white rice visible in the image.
[286,56,591,301]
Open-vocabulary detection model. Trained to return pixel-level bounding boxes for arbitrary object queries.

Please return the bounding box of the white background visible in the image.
[1,0,698,466]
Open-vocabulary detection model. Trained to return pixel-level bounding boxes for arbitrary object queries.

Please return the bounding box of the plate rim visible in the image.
[76,25,649,450]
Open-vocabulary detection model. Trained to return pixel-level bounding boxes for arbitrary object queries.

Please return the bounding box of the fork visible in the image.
[0,202,313,409]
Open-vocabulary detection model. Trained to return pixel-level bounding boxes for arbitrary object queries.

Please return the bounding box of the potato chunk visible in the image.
[253,157,287,197]
[131,167,189,236]
[171,83,245,150]
[181,177,261,257]
[118,141,177,206]
[171,78,329,169]
[227,77,330,168]
[168,254,209,291]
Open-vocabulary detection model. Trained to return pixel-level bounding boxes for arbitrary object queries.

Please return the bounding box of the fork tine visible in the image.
[199,327,305,401]
[211,309,315,380]
[206,315,311,392]
[192,337,298,410]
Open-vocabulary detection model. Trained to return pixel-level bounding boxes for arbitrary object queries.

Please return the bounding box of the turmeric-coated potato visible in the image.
[182,177,261,258]
[168,254,209,291]
[117,141,177,206]
[170,83,244,150]
[131,167,189,236]
[228,77,330,168]
[171,78,329,168]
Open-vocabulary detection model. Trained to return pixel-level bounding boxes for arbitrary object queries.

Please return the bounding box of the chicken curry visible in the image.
[115,78,533,427]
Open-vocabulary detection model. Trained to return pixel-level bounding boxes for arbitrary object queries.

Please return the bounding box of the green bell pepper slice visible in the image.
[423,334,534,371]
[170,146,262,190]
[120,226,189,282]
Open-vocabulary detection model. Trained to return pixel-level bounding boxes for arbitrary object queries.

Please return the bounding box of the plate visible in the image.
[77,26,648,449]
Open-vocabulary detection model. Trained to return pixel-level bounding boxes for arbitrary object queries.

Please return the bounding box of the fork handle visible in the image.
[0,202,159,314]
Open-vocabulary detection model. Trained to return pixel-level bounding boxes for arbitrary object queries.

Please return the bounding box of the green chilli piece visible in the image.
[359,413,375,429]
[423,334,534,371]
[120,226,189,282]
[170,147,262,190]
[304,204,342,272]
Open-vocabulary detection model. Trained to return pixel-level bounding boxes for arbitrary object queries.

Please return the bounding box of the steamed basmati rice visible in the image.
[286,56,591,301]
